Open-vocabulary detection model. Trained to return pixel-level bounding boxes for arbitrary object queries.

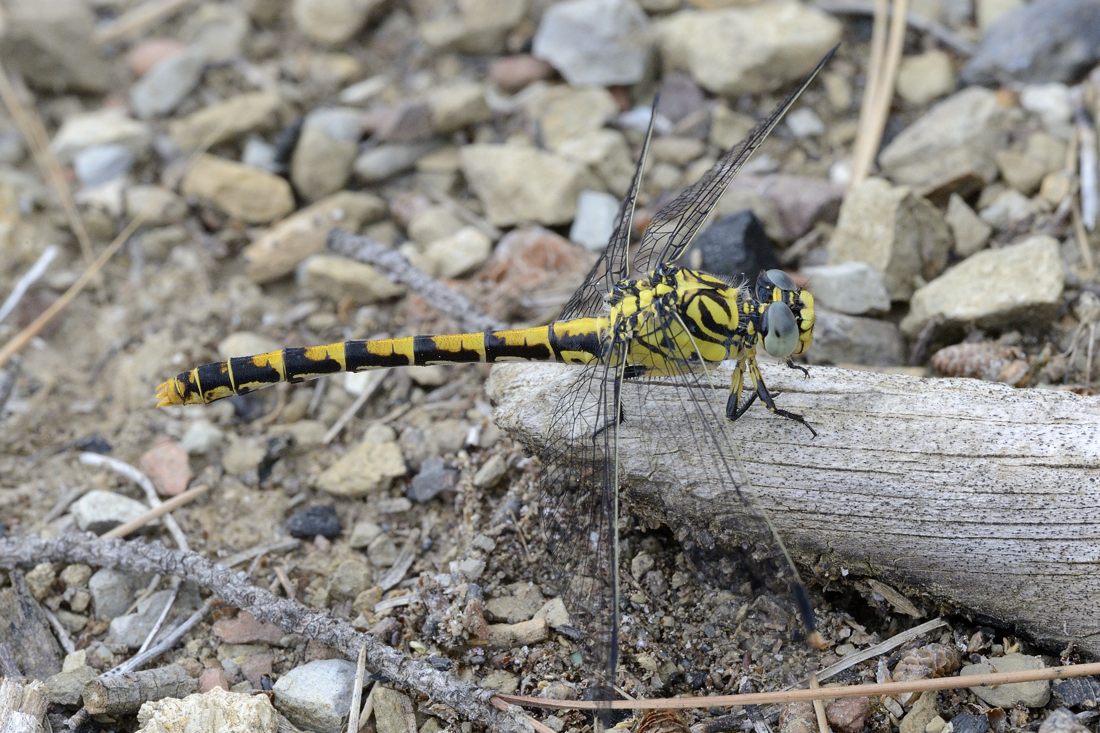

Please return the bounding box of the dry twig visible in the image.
[0,246,58,324]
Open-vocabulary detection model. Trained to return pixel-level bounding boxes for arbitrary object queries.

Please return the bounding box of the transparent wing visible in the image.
[558,95,660,321]
[631,46,837,277]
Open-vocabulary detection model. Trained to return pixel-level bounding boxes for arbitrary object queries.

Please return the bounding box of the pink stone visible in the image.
[488,55,554,93]
[139,438,192,497]
[126,39,187,77]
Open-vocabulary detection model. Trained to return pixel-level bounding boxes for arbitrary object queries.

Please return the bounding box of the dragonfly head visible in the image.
[756,269,814,359]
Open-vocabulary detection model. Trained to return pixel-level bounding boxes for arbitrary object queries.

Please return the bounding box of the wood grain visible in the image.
[487,361,1100,655]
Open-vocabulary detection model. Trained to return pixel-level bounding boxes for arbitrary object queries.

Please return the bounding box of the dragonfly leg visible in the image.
[786,358,810,377]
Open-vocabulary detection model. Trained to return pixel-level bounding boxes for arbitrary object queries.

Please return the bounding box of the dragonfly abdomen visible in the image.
[155,318,608,406]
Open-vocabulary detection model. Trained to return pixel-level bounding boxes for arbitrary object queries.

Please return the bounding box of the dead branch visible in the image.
[82,664,195,715]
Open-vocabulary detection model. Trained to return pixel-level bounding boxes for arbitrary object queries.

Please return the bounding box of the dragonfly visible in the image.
[157,46,835,703]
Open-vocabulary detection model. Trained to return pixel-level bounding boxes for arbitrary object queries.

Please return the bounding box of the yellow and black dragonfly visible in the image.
[157,46,835,702]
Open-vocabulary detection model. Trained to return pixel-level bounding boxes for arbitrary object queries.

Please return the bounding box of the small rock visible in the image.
[879,87,1012,189]
[656,4,841,95]
[169,91,285,150]
[244,191,386,283]
[126,38,186,77]
[945,194,992,257]
[407,457,459,503]
[556,129,635,197]
[315,435,406,496]
[785,107,825,138]
[533,0,651,87]
[1020,84,1073,127]
[130,51,204,119]
[828,178,950,300]
[138,686,278,733]
[926,715,947,733]
[897,50,955,106]
[291,108,362,201]
[367,533,398,567]
[949,713,990,733]
[51,109,151,163]
[353,142,439,182]
[178,4,247,61]
[461,145,589,226]
[418,0,529,55]
[453,557,485,580]
[292,0,381,45]
[222,436,267,477]
[89,568,142,619]
[481,670,519,694]
[1053,676,1100,708]
[181,155,295,224]
[683,210,780,281]
[978,188,1037,230]
[726,174,844,242]
[962,654,1051,708]
[212,611,285,645]
[198,667,230,693]
[349,521,382,549]
[371,686,416,733]
[45,654,97,706]
[285,505,341,540]
[802,262,890,315]
[1039,708,1091,733]
[219,331,281,358]
[407,365,447,387]
[488,55,553,92]
[419,226,493,279]
[328,558,373,601]
[274,659,357,732]
[536,597,571,629]
[139,439,192,497]
[978,0,1025,28]
[0,0,112,93]
[488,617,549,648]
[569,190,619,251]
[808,310,906,366]
[407,206,463,245]
[486,582,545,623]
[527,86,619,152]
[962,0,1100,85]
[125,185,188,226]
[996,150,1046,195]
[472,454,508,489]
[631,551,655,579]
[107,589,174,648]
[899,692,940,733]
[70,490,149,534]
[299,253,405,304]
[427,82,490,133]
[73,145,134,187]
[651,136,705,166]
[903,235,1063,336]
[826,697,871,733]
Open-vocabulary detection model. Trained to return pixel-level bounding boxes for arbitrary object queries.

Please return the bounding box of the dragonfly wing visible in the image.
[558,95,661,321]
[632,46,837,276]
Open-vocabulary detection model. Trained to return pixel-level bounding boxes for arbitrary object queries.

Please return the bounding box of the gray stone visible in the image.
[407,457,458,503]
[51,109,151,163]
[418,226,493,279]
[137,687,279,733]
[806,309,906,366]
[46,654,97,706]
[977,0,1025,28]
[486,582,545,623]
[419,0,530,55]
[273,659,358,733]
[218,331,281,359]
[353,142,439,183]
[1020,84,1073,128]
[292,0,381,45]
[569,190,620,251]
[291,108,362,201]
[526,86,619,152]
[899,690,939,733]
[1038,709,1090,733]
[896,50,955,106]
[125,185,188,227]
[130,51,205,119]
[73,145,135,187]
[725,174,843,242]
[962,0,1100,86]
[556,129,635,197]
[901,235,1064,337]
[70,490,149,534]
[371,686,415,733]
[533,0,651,87]
[802,262,890,315]
[407,206,464,245]
[961,653,1051,708]
[785,107,825,138]
[106,589,174,648]
[461,144,589,226]
[472,454,508,489]
[329,558,372,601]
[181,155,295,224]
[241,137,279,172]
[299,254,405,304]
[650,136,705,166]
[945,194,992,256]
[180,419,224,455]
[879,87,1012,189]
[656,4,841,96]
[827,178,951,300]
[0,0,112,93]
[169,92,285,150]
[978,188,1038,230]
[179,4,249,63]
[89,567,144,620]
[314,433,406,496]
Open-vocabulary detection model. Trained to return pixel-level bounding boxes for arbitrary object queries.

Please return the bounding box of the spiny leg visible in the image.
[591,364,646,438]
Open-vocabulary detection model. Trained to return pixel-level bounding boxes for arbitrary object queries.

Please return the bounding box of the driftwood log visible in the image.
[487,361,1100,657]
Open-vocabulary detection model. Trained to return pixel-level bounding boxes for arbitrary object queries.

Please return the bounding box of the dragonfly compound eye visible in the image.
[761,302,799,358]
[765,268,796,291]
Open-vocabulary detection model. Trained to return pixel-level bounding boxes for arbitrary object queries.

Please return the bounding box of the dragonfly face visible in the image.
[756,269,815,359]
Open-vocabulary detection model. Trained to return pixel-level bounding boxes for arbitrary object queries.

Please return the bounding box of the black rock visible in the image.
[285,505,341,539]
[1054,677,1100,708]
[962,0,1100,85]
[407,456,459,504]
[950,713,990,733]
[683,210,779,284]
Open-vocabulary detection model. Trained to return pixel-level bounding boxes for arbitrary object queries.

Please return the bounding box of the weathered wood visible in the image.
[82,664,196,715]
[487,361,1100,656]
[0,678,49,733]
